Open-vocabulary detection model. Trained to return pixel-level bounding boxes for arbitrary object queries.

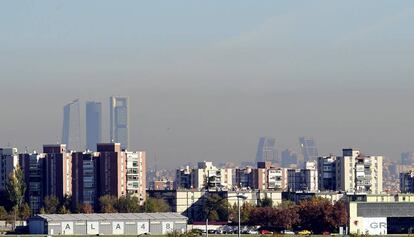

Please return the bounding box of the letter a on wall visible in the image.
[61,222,74,235]
[112,221,124,235]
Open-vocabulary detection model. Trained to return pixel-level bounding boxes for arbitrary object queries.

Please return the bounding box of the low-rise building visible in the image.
[28,213,187,235]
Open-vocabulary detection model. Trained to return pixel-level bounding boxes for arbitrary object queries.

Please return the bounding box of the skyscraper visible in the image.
[62,99,82,151]
[299,136,318,163]
[85,101,102,151]
[255,137,277,163]
[109,96,129,150]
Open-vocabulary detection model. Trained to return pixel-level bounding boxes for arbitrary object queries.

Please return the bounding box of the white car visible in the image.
[281,230,295,235]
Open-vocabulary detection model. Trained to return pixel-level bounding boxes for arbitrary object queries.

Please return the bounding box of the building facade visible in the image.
[337,149,383,194]
[43,144,73,201]
[0,147,19,191]
[287,161,318,192]
[125,151,146,204]
[317,155,337,191]
[256,137,277,164]
[193,161,232,190]
[400,171,414,193]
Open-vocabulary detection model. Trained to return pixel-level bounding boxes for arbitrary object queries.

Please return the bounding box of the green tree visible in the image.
[58,205,70,214]
[19,202,31,220]
[257,196,273,207]
[99,195,118,213]
[144,197,170,213]
[43,196,60,214]
[5,165,26,229]
[0,206,7,220]
[201,194,230,222]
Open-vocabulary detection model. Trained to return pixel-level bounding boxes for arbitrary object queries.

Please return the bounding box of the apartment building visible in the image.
[400,171,414,193]
[43,144,72,200]
[125,151,146,204]
[336,149,383,194]
[317,155,337,191]
[235,162,287,191]
[287,161,318,192]
[0,148,19,191]
[194,161,232,190]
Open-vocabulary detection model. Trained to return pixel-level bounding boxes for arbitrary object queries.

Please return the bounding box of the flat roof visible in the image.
[30,212,187,222]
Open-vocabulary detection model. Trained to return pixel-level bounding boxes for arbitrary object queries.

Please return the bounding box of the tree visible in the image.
[19,202,31,220]
[0,206,7,220]
[274,202,299,230]
[257,196,273,207]
[43,196,60,214]
[78,203,94,214]
[296,197,336,233]
[144,197,170,213]
[200,194,230,222]
[58,205,70,214]
[99,195,118,213]
[5,165,26,229]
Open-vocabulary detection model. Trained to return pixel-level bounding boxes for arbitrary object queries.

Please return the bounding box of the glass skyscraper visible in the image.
[62,99,82,151]
[299,136,318,163]
[109,96,129,150]
[85,101,102,151]
[255,137,277,163]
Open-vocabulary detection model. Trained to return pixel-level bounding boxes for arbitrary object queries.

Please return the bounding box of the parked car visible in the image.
[259,229,273,234]
[323,231,331,235]
[281,230,295,235]
[298,230,311,235]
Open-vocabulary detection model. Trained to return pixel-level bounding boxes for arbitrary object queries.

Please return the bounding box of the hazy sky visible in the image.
[2,1,414,168]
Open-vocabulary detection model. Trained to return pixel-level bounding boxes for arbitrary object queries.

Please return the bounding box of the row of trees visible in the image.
[200,194,348,234]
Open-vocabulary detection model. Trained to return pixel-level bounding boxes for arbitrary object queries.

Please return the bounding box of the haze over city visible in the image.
[2,1,414,167]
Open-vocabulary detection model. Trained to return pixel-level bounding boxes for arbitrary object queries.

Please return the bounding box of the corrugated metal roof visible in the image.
[31,212,187,222]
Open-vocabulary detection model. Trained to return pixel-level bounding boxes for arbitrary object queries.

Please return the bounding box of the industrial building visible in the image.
[349,194,414,235]
[28,213,187,235]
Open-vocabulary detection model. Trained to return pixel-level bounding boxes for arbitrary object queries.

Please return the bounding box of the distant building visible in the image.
[194,161,232,190]
[152,179,174,191]
[317,155,337,191]
[256,137,277,164]
[299,136,318,163]
[400,171,414,193]
[336,149,383,194]
[175,166,194,189]
[401,152,413,165]
[85,101,102,151]
[0,148,19,191]
[62,99,82,151]
[287,161,318,192]
[236,162,287,191]
[281,149,299,168]
[109,96,129,150]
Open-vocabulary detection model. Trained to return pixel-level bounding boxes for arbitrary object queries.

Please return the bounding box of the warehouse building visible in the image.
[349,194,414,235]
[28,213,187,235]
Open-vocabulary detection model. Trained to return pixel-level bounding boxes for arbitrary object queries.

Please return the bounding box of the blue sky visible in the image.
[1,1,414,166]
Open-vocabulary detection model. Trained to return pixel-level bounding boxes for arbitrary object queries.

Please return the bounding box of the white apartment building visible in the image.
[194,161,232,190]
[125,151,146,204]
[0,148,19,191]
[336,149,383,194]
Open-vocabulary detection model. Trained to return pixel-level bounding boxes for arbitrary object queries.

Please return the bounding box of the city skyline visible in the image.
[2,1,414,167]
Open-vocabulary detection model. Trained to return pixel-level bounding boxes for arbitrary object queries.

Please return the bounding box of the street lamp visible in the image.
[204,193,247,237]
